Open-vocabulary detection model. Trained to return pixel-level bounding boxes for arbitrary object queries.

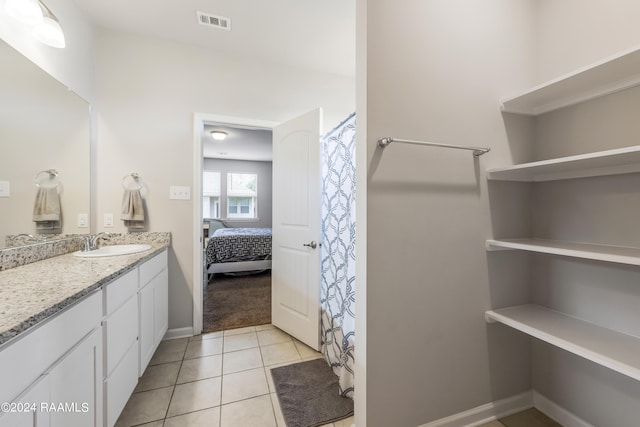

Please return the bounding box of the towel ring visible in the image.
[34,169,60,188]
[122,173,144,190]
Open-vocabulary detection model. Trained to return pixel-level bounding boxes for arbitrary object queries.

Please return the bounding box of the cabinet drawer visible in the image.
[104,269,138,316]
[139,250,167,287]
[103,296,138,377]
[0,291,101,404]
[104,341,138,427]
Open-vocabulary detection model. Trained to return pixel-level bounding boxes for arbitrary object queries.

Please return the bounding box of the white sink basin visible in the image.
[73,244,152,258]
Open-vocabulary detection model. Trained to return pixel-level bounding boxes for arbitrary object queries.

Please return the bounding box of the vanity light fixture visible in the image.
[32,1,65,48]
[210,131,228,141]
[4,0,43,25]
[4,0,66,48]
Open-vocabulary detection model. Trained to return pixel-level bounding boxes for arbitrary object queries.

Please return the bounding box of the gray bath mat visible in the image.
[270,358,354,427]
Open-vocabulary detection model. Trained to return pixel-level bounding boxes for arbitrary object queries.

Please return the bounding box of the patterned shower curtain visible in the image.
[320,113,356,398]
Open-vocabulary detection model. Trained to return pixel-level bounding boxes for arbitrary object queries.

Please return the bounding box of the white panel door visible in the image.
[272,108,322,350]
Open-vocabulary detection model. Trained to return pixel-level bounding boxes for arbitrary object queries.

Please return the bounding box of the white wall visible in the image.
[203,158,273,228]
[94,28,355,330]
[360,1,537,425]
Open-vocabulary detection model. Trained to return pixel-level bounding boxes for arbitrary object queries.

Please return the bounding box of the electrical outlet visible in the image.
[77,213,88,228]
[104,213,114,228]
[0,181,9,197]
[170,186,191,200]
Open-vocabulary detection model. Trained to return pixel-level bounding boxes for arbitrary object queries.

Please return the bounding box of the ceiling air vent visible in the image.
[197,12,231,31]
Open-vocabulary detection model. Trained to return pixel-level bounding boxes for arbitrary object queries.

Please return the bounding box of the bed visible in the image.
[205,226,272,275]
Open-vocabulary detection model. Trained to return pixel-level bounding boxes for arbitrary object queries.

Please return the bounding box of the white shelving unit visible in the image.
[486,238,640,266]
[501,45,640,115]
[487,145,640,182]
[485,305,640,381]
[488,45,640,388]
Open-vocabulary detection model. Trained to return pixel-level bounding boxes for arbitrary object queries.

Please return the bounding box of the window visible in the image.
[227,173,257,219]
[203,171,220,218]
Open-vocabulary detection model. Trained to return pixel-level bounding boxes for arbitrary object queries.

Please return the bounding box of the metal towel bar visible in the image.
[378,137,490,157]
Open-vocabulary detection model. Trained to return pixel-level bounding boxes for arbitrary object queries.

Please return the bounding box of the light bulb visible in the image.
[211,131,228,141]
[5,0,43,26]
[33,16,66,48]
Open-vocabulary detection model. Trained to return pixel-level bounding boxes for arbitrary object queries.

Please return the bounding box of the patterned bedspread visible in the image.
[205,227,272,266]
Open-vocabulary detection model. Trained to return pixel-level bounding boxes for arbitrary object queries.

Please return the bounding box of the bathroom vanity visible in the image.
[0,237,169,427]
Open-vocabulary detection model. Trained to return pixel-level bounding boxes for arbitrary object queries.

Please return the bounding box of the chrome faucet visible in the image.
[83,232,113,252]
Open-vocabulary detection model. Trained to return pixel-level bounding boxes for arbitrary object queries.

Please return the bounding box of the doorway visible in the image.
[192,113,279,336]
[201,124,274,332]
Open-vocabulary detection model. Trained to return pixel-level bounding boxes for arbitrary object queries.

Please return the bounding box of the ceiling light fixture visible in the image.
[210,131,228,141]
[4,0,66,48]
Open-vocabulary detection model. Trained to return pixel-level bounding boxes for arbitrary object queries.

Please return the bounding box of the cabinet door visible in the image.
[49,328,102,427]
[138,282,155,376]
[139,268,168,376]
[153,269,169,345]
[0,374,50,427]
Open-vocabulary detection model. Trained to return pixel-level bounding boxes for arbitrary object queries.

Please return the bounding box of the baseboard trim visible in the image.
[418,391,533,427]
[533,391,593,427]
[163,327,194,340]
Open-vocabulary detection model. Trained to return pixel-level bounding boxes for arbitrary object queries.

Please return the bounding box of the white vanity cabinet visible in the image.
[0,291,103,427]
[0,246,169,427]
[102,269,139,427]
[138,251,168,376]
[102,249,168,427]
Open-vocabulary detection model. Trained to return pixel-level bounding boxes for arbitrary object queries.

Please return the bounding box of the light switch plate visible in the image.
[170,186,191,200]
[104,213,114,228]
[77,213,88,228]
[0,181,9,197]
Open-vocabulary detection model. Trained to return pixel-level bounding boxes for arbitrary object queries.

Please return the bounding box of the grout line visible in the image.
[161,354,184,421]
[219,331,225,427]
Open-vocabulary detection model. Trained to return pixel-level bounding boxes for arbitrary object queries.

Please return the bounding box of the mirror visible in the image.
[0,40,91,248]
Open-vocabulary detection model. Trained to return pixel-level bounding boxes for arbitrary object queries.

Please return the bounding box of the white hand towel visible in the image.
[33,187,61,231]
[121,189,146,230]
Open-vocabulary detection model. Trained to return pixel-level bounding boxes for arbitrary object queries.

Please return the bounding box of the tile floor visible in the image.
[115,323,355,427]
[480,408,562,427]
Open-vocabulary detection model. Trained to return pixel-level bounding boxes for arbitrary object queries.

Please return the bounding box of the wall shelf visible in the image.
[500,45,640,116]
[486,238,640,266]
[485,304,640,382]
[487,145,640,182]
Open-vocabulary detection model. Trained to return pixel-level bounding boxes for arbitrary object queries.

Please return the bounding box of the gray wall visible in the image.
[203,158,273,228]
[527,2,640,425]
[526,79,640,427]
[359,1,538,425]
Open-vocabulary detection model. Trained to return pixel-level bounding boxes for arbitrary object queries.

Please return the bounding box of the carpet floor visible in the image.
[202,270,272,333]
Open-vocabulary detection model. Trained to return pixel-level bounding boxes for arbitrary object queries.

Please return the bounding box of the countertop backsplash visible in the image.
[0,232,171,271]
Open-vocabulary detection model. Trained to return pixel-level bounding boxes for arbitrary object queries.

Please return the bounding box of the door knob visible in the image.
[303,240,318,249]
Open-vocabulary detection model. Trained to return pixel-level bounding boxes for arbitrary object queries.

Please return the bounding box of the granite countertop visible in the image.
[0,238,170,348]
